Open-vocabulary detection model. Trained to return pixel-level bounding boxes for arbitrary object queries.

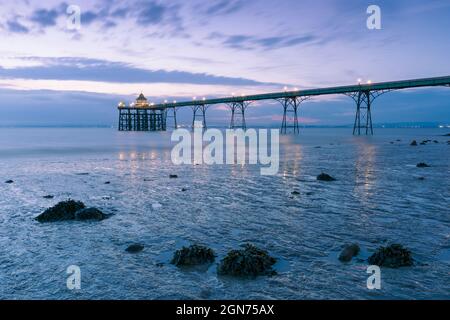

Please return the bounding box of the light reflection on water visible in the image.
[0,127,449,300]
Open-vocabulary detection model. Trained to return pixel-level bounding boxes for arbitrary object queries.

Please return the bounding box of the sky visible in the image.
[0,0,449,126]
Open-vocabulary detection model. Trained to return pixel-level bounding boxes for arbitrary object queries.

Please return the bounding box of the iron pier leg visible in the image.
[353,91,373,136]
[280,98,301,134]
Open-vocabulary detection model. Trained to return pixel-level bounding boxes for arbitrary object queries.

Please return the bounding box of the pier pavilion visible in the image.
[117,93,166,131]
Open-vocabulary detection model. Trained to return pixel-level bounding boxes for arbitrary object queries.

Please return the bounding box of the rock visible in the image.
[420,142,427,145]
[43,195,54,199]
[443,133,450,137]
[417,177,425,181]
[417,162,430,168]
[126,244,144,253]
[5,180,14,184]
[76,173,89,176]
[171,244,216,267]
[217,244,277,277]
[317,173,336,181]
[181,188,188,192]
[433,140,439,144]
[338,244,360,262]
[36,200,85,222]
[291,191,300,195]
[410,140,418,146]
[74,207,105,221]
[368,244,414,268]
[104,181,111,184]
[169,174,178,179]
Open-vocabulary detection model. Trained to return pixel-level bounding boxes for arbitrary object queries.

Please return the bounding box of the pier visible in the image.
[117,76,450,135]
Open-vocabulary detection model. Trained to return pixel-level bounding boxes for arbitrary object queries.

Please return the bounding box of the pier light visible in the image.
[164,99,168,104]
[357,79,362,84]
[202,97,206,101]
[294,87,299,91]
[173,100,177,104]
[232,92,236,96]
[283,86,288,92]
[193,96,197,100]
[367,80,372,84]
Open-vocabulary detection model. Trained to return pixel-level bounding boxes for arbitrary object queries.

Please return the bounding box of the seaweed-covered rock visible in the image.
[36,200,85,222]
[410,140,418,146]
[43,195,54,199]
[291,191,300,195]
[368,244,414,268]
[171,244,216,266]
[217,244,276,277]
[169,174,178,179]
[338,244,360,262]
[74,207,105,221]
[126,244,145,253]
[5,180,14,184]
[317,173,336,181]
[417,162,430,168]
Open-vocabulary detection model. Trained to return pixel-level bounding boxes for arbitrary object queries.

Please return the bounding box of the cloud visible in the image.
[6,20,29,33]
[204,0,246,16]
[209,32,319,50]
[0,57,275,86]
[30,8,59,27]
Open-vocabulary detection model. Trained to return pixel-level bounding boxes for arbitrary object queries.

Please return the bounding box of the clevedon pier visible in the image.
[117,76,450,135]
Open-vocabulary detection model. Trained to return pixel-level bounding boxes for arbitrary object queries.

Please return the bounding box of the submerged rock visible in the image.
[5,180,14,184]
[417,176,426,181]
[317,173,336,181]
[338,244,360,262]
[171,244,216,267]
[181,188,188,192]
[417,162,430,168]
[43,195,54,199]
[368,244,414,268]
[104,181,111,184]
[36,200,85,222]
[291,191,300,195]
[169,174,178,179]
[217,244,277,277]
[410,140,418,146]
[74,207,105,221]
[126,244,145,253]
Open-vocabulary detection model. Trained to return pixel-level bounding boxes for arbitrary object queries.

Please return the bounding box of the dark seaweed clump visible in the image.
[36,200,85,222]
[171,245,216,266]
[368,244,414,268]
[218,244,277,277]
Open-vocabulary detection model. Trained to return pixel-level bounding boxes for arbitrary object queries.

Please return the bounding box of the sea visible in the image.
[0,127,448,299]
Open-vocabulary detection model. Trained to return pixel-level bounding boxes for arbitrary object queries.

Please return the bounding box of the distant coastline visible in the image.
[0,122,448,129]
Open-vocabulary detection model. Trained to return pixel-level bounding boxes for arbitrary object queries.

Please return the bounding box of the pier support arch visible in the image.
[277,97,310,134]
[228,101,250,129]
[191,104,208,129]
[346,90,390,135]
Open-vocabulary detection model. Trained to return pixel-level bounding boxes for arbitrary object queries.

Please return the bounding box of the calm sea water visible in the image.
[0,127,448,300]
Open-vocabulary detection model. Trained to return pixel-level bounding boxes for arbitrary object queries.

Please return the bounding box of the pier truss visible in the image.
[277,96,310,134]
[345,89,391,135]
[191,104,209,129]
[228,101,251,129]
[118,76,450,134]
[166,107,179,129]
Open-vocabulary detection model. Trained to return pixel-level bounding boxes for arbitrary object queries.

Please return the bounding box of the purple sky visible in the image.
[0,0,449,126]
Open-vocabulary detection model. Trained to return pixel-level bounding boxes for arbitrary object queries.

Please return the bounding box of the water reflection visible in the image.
[353,138,377,208]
